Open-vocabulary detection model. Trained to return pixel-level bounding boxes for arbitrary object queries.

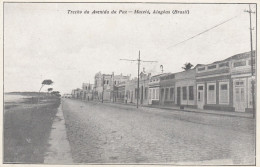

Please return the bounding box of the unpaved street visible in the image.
[62,99,255,165]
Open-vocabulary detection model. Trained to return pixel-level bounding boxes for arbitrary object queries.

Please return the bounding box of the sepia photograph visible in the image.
[2,1,257,165]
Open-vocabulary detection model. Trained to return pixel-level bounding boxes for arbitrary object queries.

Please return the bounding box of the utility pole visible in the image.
[137,51,140,108]
[245,4,256,118]
[102,74,104,103]
[112,72,115,103]
[120,50,157,108]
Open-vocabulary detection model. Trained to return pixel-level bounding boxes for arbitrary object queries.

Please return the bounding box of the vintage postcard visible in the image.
[1,0,259,166]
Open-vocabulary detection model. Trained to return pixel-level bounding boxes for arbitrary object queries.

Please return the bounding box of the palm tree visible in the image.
[182,63,194,71]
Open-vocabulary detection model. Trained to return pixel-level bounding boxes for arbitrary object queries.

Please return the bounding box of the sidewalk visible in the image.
[146,104,253,119]
[74,98,254,119]
[44,102,73,164]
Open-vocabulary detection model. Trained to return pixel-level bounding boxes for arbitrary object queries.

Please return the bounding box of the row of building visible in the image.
[71,51,256,112]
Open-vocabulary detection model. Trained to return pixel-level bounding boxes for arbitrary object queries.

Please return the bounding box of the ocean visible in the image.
[4,94,31,103]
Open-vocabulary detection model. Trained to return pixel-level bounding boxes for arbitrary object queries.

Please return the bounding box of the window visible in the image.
[219,62,229,68]
[161,88,164,100]
[165,88,169,100]
[198,86,203,90]
[207,83,216,104]
[169,74,175,79]
[170,88,174,100]
[235,81,244,87]
[198,67,205,71]
[189,86,194,100]
[135,88,138,99]
[208,65,217,70]
[241,88,245,101]
[156,89,159,99]
[219,82,229,104]
[182,87,187,100]
[209,85,215,90]
[221,84,227,90]
[153,89,156,99]
[234,61,246,67]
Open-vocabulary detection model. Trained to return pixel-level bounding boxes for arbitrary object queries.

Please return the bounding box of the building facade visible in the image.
[111,74,130,102]
[158,73,175,105]
[71,88,82,99]
[230,51,255,112]
[125,78,137,104]
[195,51,255,112]
[139,72,151,105]
[196,61,233,111]
[93,72,113,101]
[116,81,126,103]
[93,72,103,100]
[175,69,197,108]
[82,83,94,101]
[93,72,130,102]
[125,72,150,105]
[71,51,255,113]
[148,74,166,105]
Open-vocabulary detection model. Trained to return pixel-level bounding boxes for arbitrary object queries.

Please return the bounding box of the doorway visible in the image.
[177,87,181,105]
[233,79,246,112]
[197,84,205,109]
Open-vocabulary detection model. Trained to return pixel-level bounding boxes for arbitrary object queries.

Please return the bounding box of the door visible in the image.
[131,91,133,103]
[84,92,86,100]
[234,79,246,112]
[197,84,205,109]
[177,87,181,105]
[160,88,164,105]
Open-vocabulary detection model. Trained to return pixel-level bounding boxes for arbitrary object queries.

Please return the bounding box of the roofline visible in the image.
[194,50,255,68]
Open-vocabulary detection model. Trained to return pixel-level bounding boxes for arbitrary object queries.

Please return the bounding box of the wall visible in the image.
[175,70,196,107]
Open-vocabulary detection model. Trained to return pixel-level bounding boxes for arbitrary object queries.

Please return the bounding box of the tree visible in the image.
[37,79,54,108]
[182,63,194,71]
[51,91,61,97]
[47,88,53,95]
[39,80,54,93]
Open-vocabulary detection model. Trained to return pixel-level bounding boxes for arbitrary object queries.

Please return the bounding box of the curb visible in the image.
[70,98,253,119]
[145,105,253,119]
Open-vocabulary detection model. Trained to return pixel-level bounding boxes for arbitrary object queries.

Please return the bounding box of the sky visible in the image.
[4,3,257,94]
